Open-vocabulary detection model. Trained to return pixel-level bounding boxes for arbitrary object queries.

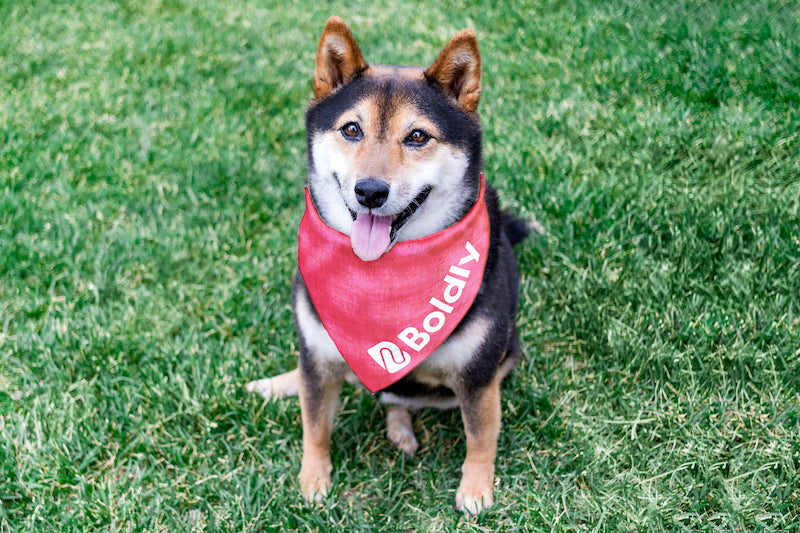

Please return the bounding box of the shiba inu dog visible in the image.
[247,16,532,514]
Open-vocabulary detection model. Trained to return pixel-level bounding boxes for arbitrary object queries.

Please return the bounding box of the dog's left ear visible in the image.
[425,29,481,112]
[314,16,368,99]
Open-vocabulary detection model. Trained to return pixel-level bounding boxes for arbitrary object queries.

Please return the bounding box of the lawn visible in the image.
[1,0,799,531]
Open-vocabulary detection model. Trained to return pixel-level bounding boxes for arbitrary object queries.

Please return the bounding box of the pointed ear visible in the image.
[313,16,368,99]
[424,29,481,112]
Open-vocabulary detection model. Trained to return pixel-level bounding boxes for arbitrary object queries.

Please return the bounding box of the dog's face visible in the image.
[305,19,484,261]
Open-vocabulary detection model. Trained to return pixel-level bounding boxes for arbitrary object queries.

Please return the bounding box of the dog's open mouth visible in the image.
[350,186,432,261]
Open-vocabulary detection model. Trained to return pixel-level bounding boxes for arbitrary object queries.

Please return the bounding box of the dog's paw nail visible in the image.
[396,435,419,456]
[387,428,419,456]
[400,436,419,456]
[306,486,327,504]
[300,475,331,504]
[456,485,493,515]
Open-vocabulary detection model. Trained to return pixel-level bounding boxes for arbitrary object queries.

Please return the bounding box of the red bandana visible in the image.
[297,176,490,393]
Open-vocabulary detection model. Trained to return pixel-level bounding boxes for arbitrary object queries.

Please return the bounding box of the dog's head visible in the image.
[305,16,483,261]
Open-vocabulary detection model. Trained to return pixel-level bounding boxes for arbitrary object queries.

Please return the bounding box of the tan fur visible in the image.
[455,375,501,514]
[367,64,426,81]
[298,371,343,502]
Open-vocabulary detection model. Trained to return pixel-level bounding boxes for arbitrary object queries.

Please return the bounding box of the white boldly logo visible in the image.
[367,341,412,374]
[366,241,482,375]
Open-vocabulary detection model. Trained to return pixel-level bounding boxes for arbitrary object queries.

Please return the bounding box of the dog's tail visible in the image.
[501,211,546,246]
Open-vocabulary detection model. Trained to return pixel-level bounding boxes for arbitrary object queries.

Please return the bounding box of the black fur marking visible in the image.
[382,378,456,401]
[292,273,324,414]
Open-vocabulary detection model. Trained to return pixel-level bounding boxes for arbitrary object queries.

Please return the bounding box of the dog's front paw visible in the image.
[299,456,332,504]
[300,473,331,504]
[455,484,493,515]
[455,470,494,515]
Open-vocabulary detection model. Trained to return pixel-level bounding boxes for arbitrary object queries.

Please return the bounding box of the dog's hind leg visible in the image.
[246,368,300,400]
[386,406,419,456]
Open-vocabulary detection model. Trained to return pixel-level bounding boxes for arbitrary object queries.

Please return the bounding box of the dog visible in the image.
[247,16,532,515]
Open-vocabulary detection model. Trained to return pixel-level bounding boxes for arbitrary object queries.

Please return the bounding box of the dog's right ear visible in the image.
[314,16,368,99]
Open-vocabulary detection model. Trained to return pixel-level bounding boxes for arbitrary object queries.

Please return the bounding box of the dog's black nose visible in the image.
[354,178,390,209]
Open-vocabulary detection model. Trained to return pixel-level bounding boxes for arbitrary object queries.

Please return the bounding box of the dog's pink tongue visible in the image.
[351,212,392,261]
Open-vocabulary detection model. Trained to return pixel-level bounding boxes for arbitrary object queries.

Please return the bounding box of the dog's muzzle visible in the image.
[349,182,432,261]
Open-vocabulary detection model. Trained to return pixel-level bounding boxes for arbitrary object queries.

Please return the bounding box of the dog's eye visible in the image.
[340,122,363,141]
[404,129,430,146]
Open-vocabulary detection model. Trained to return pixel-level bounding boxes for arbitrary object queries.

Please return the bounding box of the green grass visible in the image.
[1,0,799,531]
